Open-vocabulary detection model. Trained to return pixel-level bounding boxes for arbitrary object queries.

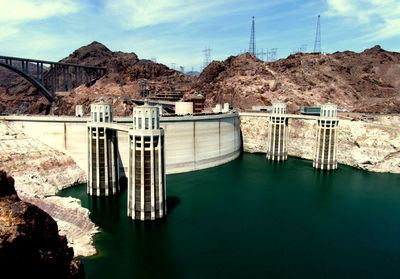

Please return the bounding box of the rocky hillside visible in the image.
[52,42,192,115]
[190,46,400,113]
[0,42,191,115]
[0,170,85,279]
[1,42,399,115]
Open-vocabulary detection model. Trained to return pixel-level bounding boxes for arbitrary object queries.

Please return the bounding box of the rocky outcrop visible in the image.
[0,121,98,256]
[190,46,400,113]
[240,114,400,173]
[0,41,191,115]
[0,170,85,279]
[0,121,85,196]
[21,195,98,257]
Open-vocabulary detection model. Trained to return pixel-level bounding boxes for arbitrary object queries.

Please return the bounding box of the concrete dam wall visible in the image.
[2,113,241,175]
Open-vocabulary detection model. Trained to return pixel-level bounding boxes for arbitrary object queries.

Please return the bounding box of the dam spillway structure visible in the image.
[127,103,166,221]
[87,101,119,196]
[313,103,339,170]
[266,102,288,161]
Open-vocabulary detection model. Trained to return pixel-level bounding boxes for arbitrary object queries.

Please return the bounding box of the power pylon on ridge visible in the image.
[267,48,278,61]
[203,47,212,69]
[257,49,266,61]
[248,16,256,56]
[300,44,308,53]
[313,15,321,54]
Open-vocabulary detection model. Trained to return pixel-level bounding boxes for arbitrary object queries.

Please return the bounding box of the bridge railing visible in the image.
[0,55,107,102]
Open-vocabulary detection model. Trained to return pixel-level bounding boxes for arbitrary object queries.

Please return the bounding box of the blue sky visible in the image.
[1,0,399,72]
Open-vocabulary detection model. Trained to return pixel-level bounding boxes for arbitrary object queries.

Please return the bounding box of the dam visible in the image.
[0,102,342,178]
[1,112,242,175]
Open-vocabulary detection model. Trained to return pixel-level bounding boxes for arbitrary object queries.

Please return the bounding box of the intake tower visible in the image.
[127,104,166,220]
[313,103,338,170]
[87,101,119,196]
[266,102,288,161]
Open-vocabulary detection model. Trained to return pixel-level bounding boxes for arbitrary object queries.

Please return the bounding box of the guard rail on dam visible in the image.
[239,112,323,120]
[0,113,241,175]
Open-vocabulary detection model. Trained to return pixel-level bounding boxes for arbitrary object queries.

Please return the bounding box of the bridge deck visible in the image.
[0,55,106,70]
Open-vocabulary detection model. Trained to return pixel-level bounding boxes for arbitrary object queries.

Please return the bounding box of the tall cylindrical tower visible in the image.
[313,103,339,170]
[266,102,288,161]
[128,104,166,221]
[87,101,119,196]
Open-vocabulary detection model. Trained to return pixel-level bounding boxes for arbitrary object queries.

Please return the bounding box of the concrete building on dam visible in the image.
[87,101,119,196]
[127,104,166,220]
[266,102,288,161]
[313,103,339,170]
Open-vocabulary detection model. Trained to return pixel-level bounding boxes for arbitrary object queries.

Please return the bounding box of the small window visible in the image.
[138,118,142,129]
[93,112,97,122]
[145,118,149,129]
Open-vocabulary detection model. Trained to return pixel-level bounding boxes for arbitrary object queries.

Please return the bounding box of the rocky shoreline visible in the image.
[0,170,85,278]
[0,121,98,257]
[240,114,400,174]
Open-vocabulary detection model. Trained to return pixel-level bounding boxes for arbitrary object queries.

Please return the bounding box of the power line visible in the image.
[267,48,278,61]
[256,49,266,61]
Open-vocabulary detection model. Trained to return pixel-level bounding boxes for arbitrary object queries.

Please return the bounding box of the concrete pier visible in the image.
[266,102,288,161]
[87,101,119,196]
[127,104,166,221]
[313,103,339,170]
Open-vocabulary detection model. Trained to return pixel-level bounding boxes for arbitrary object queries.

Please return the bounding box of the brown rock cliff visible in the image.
[0,170,85,279]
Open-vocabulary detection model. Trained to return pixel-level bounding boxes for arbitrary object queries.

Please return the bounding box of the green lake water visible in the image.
[59,154,400,279]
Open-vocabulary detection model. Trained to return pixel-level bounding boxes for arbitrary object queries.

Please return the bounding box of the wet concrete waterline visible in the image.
[60,154,400,279]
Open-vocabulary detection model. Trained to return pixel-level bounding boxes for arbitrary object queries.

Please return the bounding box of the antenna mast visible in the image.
[248,16,256,56]
[313,15,321,53]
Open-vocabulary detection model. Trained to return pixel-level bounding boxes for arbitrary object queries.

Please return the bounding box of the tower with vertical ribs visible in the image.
[266,102,288,161]
[127,103,166,220]
[87,101,119,196]
[313,103,338,170]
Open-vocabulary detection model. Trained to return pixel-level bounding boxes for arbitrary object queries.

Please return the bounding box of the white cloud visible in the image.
[0,0,79,40]
[0,0,78,23]
[325,0,400,41]
[103,0,245,29]
[326,0,355,14]
[0,26,19,40]
[362,18,400,41]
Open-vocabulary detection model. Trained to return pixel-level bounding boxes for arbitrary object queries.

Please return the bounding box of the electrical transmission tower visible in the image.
[313,15,321,53]
[267,48,278,61]
[203,47,212,69]
[256,49,266,61]
[248,16,256,56]
[299,44,308,53]
[140,79,148,98]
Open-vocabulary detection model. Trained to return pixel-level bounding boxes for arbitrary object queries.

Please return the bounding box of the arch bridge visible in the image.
[0,55,107,103]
